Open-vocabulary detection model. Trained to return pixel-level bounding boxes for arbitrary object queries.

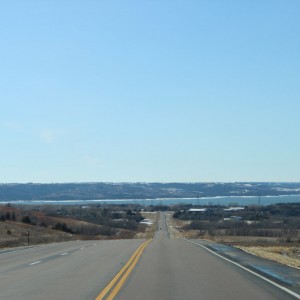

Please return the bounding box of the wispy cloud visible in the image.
[40,130,58,144]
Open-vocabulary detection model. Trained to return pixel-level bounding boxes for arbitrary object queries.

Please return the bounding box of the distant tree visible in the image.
[53,222,73,233]
[5,212,11,220]
[61,223,70,233]
[101,208,109,217]
[40,222,47,227]
[0,215,5,222]
[122,220,138,230]
[11,212,16,221]
[173,211,181,218]
[134,211,144,222]
[126,209,134,216]
[22,216,32,224]
[111,212,123,219]
[53,222,62,230]
[99,226,115,236]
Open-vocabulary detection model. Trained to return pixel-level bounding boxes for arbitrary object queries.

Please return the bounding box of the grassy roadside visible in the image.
[235,245,300,269]
[167,212,300,269]
[135,212,158,239]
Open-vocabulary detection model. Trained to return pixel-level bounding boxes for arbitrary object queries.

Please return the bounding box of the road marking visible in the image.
[80,247,85,250]
[95,239,152,300]
[0,247,35,256]
[29,261,42,266]
[60,252,68,256]
[185,239,300,300]
[106,239,152,300]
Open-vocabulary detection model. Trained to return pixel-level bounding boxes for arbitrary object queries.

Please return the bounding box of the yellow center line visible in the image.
[95,239,152,300]
[106,239,152,300]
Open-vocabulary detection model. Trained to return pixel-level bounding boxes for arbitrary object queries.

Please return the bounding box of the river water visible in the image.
[1,195,300,206]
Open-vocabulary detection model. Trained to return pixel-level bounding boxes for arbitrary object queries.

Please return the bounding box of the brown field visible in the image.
[0,220,74,248]
[0,205,146,248]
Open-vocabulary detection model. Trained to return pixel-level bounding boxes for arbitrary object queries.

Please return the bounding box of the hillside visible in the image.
[0,204,147,248]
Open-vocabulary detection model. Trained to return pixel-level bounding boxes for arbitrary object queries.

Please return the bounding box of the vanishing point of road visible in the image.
[0,212,299,300]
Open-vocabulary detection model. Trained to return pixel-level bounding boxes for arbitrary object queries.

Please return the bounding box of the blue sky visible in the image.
[1,1,299,183]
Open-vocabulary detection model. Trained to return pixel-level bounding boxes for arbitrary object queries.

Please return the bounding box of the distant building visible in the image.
[224,207,245,212]
[188,208,207,212]
[223,216,243,222]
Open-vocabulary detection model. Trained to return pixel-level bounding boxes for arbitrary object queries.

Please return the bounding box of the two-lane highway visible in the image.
[117,213,299,300]
[0,213,299,299]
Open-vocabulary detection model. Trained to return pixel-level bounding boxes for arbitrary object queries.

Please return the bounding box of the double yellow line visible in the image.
[95,239,152,300]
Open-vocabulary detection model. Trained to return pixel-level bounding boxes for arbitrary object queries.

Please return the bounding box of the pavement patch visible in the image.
[251,265,294,285]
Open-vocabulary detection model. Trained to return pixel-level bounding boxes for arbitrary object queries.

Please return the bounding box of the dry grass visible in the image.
[166,213,199,239]
[202,235,281,245]
[236,246,300,269]
[0,221,74,248]
[0,205,146,247]
[135,212,158,239]
[0,207,76,247]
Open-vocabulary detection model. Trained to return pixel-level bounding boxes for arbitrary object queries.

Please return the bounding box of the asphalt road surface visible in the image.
[117,213,299,300]
[0,213,299,300]
[0,239,143,300]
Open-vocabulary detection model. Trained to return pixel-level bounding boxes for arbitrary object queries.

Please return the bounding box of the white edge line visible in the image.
[0,247,34,256]
[185,239,300,300]
[61,252,68,256]
[0,250,23,256]
[29,261,42,266]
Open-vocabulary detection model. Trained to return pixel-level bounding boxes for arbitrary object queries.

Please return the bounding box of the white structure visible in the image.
[224,207,245,212]
[188,208,207,212]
